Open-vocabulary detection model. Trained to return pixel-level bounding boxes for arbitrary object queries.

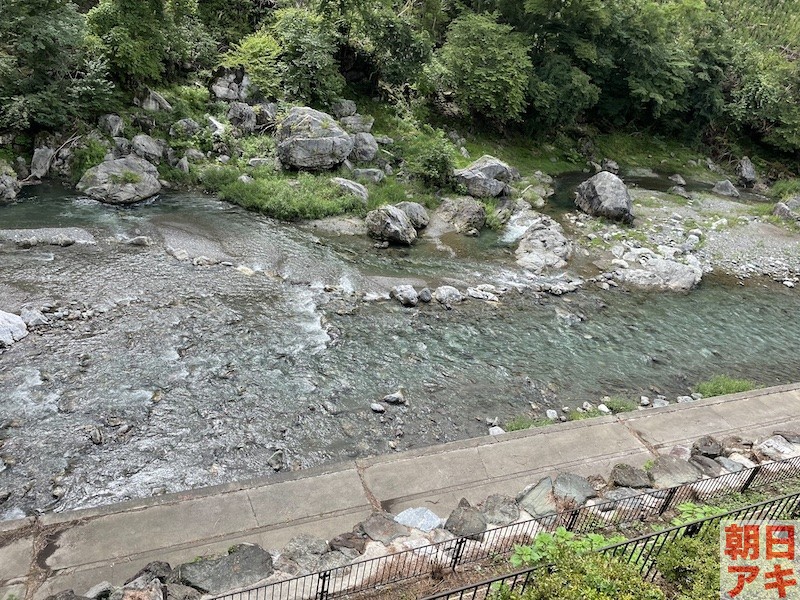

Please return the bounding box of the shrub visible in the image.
[220,31,282,99]
[399,126,456,188]
[771,178,800,200]
[71,138,108,182]
[603,397,637,413]
[431,13,531,123]
[695,375,756,397]
[655,525,719,600]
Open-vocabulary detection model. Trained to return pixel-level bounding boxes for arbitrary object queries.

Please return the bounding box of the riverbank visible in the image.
[2,383,799,600]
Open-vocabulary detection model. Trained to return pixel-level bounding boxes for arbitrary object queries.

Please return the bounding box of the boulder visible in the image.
[174,544,273,595]
[330,177,368,203]
[77,156,161,205]
[515,214,572,274]
[432,286,464,306]
[390,285,419,307]
[453,156,518,198]
[444,500,487,541]
[755,435,800,461]
[737,157,757,187]
[615,258,702,292]
[601,158,620,175]
[773,202,798,221]
[610,464,651,489]
[331,99,357,118]
[210,69,251,102]
[394,201,429,229]
[692,435,722,458]
[647,456,703,488]
[132,134,165,164]
[516,477,557,518]
[357,512,409,544]
[339,114,374,133]
[712,180,740,198]
[394,507,443,532]
[349,132,378,163]
[0,173,21,201]
[227,102,257,134]
[437,197,486,233]
[329,532,367,554]
[124,562,173,585]
[689,455,725,477]
[0,310,28,347]
[553,473,596,506]
[138,89,172,112]
[113,137,132,159]
[98,114,125,137]
[169,119,201,139]
[715,456,745,473]
[254,102,278,129]
[575,171,633,223]
[31,147,55,179]
[480,494,520,525]
[108,581,162,600]
[774,430,800,444]
[176,157,190,173]
[276,107,354,170]
[353,168,385,184]
[365,205,417,245]
[669,174,687,186]
[283,533,330,571]
[165,585,200,600]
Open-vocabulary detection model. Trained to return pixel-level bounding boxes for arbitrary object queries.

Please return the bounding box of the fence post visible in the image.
[564,509,580,532]
[658,487,678,516]
[740,465,762,493]
[316,570,331,600]
[450,538,467,571]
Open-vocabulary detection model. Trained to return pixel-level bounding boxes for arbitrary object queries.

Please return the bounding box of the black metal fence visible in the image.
[212,455,800,600]
[421,490,800,600]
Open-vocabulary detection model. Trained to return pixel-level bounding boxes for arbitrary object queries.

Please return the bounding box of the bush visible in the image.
[209,170,364,220]
[430,13,531,123]
[655,525,719,600]
[399,126,456,188]
[71,138,108,182]
[771,178,800,200]
[220,31,282,99]
[695,375,756,397]
[603,397,637,413]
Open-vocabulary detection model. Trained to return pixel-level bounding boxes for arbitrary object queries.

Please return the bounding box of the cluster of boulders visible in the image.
[49,428,800,600]
[387,283,500,309]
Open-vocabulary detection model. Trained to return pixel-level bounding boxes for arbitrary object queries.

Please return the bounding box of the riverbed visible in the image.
[1,184,799,519]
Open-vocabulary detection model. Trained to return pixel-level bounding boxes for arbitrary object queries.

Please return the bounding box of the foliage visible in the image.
[695,375,756,397]
[71,138,107,182]
[428,13,531,123]
[220,31,281,99]
[603,397,637,413]
[655,525,719,600]
[397,126,455,187]
[0,0,115,131]
[669,501,726,526]
[504,544,664,600]
[510,527,626,568]
[109,170,143,184]
[504,415,552,431]
[196,0,272,47]
[771,178,800,200]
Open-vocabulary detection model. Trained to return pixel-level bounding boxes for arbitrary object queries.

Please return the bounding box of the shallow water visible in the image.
[1,185,798,518]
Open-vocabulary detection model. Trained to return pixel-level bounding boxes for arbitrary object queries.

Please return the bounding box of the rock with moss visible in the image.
[276,107,354,170]
[365,205,416,245]
[169,118,201,139]
[575,171,633,223]
[77,156,161,205]
[0,162,21,201]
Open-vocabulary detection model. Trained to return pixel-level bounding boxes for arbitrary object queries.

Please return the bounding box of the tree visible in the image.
[0,0,114,131]
[429,12,532,123]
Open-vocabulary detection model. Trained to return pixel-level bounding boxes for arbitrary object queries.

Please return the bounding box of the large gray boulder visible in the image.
[737,157,757,187]
[454,155,517,198]
[0,310,28,348]
[553,473,597,506]
[444,500,487,541]
[0,173,21,201]
[515,214,572,273]
[330,99,357,118]
[575,171,633,223]
[365,205,417,245]
[174,544,273,595]
[712,179,740,198]
[615,258,702,292]
[31,147,55,179]
[339,114,374,134]
[480,494,520,526]
[330,177,368,203]
[98,114,125,137]
[77,156,161,205]
[610,463,651,489]
[349,132,378,163]
[227,102,257,134]
[211,70,251,102]
[437,197,486,233]
[647,456,703,488]
[394,201,429,229]
[132,134,165,164]
[276,107,354,170]
[517,477,557,518]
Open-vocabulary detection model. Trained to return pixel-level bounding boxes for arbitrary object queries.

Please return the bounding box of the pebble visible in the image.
[488,426,506,436]
[370,403,385,413]
[546,409,559,421]
[597,404,611,414]
[640,396,651,406]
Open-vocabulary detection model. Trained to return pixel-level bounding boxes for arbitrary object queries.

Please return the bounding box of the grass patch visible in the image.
[365,178,438,210]
[695,375,756,398]
[505,415,552,431]
[603,397,637,413]
[749,201,777,217]
[461,132,581,176]
[770,178,800,200]
[71,138,107,183]
[109,170,142,184]
[593,132,709,178]
[567,408,603,421]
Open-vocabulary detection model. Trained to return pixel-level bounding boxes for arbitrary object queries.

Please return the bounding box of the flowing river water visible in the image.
[1,184,799,519]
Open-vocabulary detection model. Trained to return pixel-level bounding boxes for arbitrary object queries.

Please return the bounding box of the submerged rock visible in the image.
[77,156,161,205]
[575,171,633,223]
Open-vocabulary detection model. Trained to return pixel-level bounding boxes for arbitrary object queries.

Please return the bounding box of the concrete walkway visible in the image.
[2,383,800,600]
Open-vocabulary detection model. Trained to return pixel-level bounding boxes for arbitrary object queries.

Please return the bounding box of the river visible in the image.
[1,184,798,519]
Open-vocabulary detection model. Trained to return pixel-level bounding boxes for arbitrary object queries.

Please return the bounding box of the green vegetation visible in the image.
[70,138,108,182]
[110,170,143,184]
[655,525,719,600]
[504,415,552,431]
[771,178,800,200]
[603,397,637,413]
[695,375,756,397]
